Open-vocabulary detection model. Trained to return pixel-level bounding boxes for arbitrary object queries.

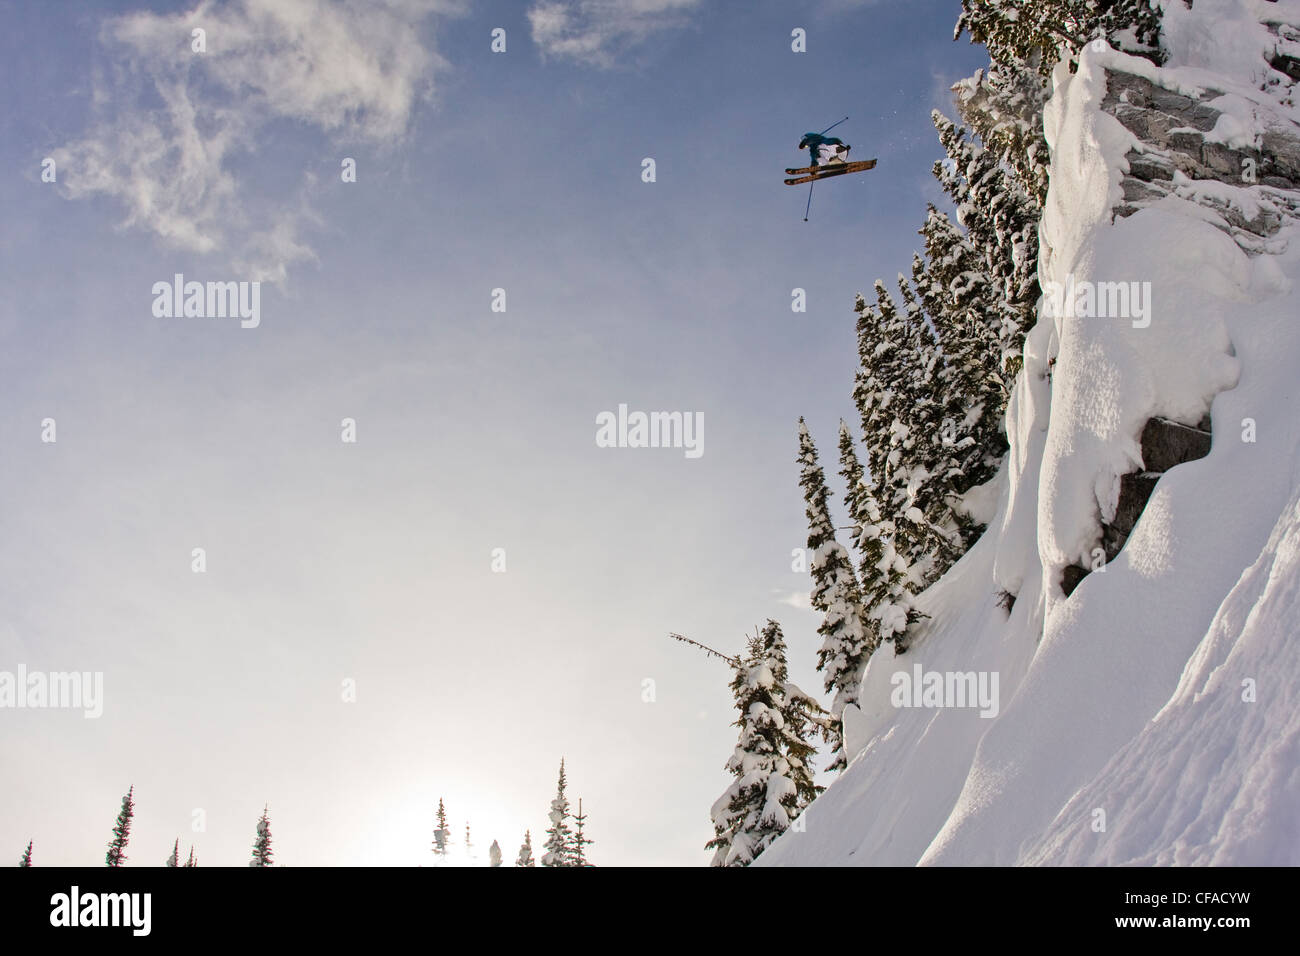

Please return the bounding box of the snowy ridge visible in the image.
[759,0,1300,866]
[1023,478,1300,865]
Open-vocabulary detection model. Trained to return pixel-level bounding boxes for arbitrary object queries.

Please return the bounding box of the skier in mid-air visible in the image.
[798,130,851,167]
[784,119,877,219]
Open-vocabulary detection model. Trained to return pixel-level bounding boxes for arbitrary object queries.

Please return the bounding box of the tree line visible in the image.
[16,785,269,867]
[17,761,592,867]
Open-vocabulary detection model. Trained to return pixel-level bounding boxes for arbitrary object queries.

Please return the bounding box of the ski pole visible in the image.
[804,180,815,222]
[819,116,849,135]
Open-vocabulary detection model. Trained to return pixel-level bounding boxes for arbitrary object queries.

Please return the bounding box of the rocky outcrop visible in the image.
[1057,54,1296,598]
[1265,16,1300,83]
[1102,68,1300,255]
[1062,415,1212,597]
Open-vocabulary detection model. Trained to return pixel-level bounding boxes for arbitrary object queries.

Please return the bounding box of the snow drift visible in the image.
[760,0,1300,867]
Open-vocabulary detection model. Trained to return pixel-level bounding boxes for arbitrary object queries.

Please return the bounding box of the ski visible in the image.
[784,164,876,185]
[784,158,876,177]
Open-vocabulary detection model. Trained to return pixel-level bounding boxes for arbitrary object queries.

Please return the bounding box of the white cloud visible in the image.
[527,0,702,67]
[52,0,453,282]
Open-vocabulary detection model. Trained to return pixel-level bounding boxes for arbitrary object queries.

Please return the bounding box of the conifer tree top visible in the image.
[541,758,575,866]
[105,786,135,868]
[250,806,274,867]
[516,829,536,867]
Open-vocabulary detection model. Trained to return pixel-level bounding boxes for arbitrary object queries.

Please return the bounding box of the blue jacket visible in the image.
[799,132,845,163]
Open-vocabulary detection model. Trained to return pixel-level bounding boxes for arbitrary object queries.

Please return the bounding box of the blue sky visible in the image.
[0,0,986,866]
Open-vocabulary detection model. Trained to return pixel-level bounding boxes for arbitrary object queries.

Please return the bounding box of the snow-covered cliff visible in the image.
[760,0,1300,866]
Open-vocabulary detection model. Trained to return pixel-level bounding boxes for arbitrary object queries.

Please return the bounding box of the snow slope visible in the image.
[760,2,1300,867]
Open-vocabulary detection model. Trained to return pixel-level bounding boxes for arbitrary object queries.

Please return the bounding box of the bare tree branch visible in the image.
[668,632,741,666]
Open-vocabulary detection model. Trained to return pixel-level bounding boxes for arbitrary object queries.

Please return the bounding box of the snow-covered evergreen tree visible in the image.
[488,840,502,867]
[105,786,134,867]
[837,421,909,638]
[183,846,197,868]
[838,419,886,607]
[515,830,536,867]
[165,838,179,868]
[852,282,924,491]
[847,279,950,594]
[541,759,574,867]
[570,798,593,867]
[249,806,273,867]
[912,207,1007,540]
[900,102,1042,577]
[845,103,1041,592]
[464,822,474,863]
[838,420,883,571]
[851,277,954,582]
[952,59,1052,207]
[843,422,926,656]
[894,275,968,582]
[19,841,32,867]
[707,621,822,866]
[798,419,874,767]
[764,623,823,812]
[955,0,1165,73]
[932,109,1040,389]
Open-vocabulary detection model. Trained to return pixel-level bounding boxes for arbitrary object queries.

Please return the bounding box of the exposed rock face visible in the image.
[1061,416,1212,597]
[1060,563,1089,597]
[1138,413,1213,473]
[1102,68,1300,255]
